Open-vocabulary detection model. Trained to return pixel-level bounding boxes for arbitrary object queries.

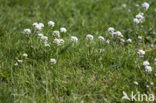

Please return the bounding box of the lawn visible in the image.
[0,0,156,102]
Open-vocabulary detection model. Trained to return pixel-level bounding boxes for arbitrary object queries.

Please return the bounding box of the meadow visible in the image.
[0,0,156,103]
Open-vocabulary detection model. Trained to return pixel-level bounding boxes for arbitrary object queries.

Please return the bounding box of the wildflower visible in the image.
[17,59,23,63]
[23,53,28,57]
[116,31,123,38]
[53,39,60,45]
[39,23,44,28]
[120,39,125,43]
[32,22,38,27]
[146,85,150,88]
[134,81,139,85]
[44,42,50,47]
[60,27,67,33]
[48,21,55,27]
[138,36,142,40]
[108,27,115,33]
[135,4,139,7]
[143,61,150,66]
[38,33,44,37]
[133,18,140,24]
[150,82,154,85]
[52,31,60,38]
[59,39,64,45]
[106,40,110,44]
[142,2,150,10]
[137,49,145,57]
[41,36,48,41]
[71,36,78,42]
[122,4,127,8]
[154,58,156,62]
[14,62,18,66]
[33,22,44,30]
[86,34,94,41]
[98,36,105,41]
[23,29,31,34]
[145,66,152,72]
[50,58,56,64]
[127,38,132,43]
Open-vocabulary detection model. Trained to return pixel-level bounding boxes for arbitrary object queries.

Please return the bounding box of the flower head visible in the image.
[86,34,94,41]
[145,66,152,72]
[127,38,132,43]
[98,36,105,41]
[60,27,67,33]
[52,31,60,38]
[50,58,56,64]
[48,21,55,27]
[137,49,145,57]
[23,53,28,57]
[142,2,150,10]
[24,29,31,34]
[71,36,78,42]
[108,27,115,33]
[143,61,150,66]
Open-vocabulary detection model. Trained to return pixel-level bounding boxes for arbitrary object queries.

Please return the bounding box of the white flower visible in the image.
[14,62,18,66]
[44,42,50,47]
[53,39,60,45]
[138,36,142,40]
[116,31,123,38]
[106,40,110,44]
[41,36,48,41]
[71,36,78,42]
[127,39,132,43]
[32,22,38,27]
[135,4,139,7]
[23,53,28,57]
[50,58,56,64]
[143,61,150,66]
[108,27,115,33]
[145,66,152,72]
[154,58,156,62]
[142,2,150,10]
[17,59,23,63]
[133,18,140,24]
[52,31,60,38]
[59,39,64,45]
[122,4,127,8]
[39,23,44,28]
[38,33,44,37]
[48,21,55,27]
[33,22,44,30]
[137,49,145,57]
[150,82,154,85]
[23,29,31,34]
[60,27,67,33]
[120,39,125,43]
[98,36,105,41]
[86,34,94,41]
[146,85,150,88]
[134,81,139,85]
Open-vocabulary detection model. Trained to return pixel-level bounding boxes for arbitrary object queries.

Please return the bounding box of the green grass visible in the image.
[0,0,156,103]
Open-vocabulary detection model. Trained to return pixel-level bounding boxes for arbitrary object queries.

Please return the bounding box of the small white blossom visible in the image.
[44,42,50,47]
[146,85,150,88]
[23,29,31,34]
[38,33,44,37]
[71,36,78,42]
[120,39,125,43]
[143,61,150,66]
[116,31,123,38]
[137,49,145,57]
[127,39,132,43]
[50,58,56,64]
[106,40,110,44]
[33,22,44,30]
[48,21,55,27]
[122,4,127,8]
[108,27,115,33]
[59,39,64,45]
[41,36,48,41]
[142,2,150,10]
[39,23,44,28]
[98,36,105,41]
[145,66,152,72]
[138,36,142,40]
[52,31,60,38]
[23,53,28,57]
[60,27,67,33]
[134,81,139,85]
[53,39,61,45]
[133,18,140,24]
[86,34,94,41]
[14,62,18,66]
[17,59,23,63]
[150,82,154,85]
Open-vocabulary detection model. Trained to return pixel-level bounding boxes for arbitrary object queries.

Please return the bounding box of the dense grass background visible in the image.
[0,0,156,102]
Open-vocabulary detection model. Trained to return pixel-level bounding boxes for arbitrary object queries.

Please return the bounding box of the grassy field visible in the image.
[0,0,156,102]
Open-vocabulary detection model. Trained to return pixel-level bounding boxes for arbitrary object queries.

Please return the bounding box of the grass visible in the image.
[0,0,156,102]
